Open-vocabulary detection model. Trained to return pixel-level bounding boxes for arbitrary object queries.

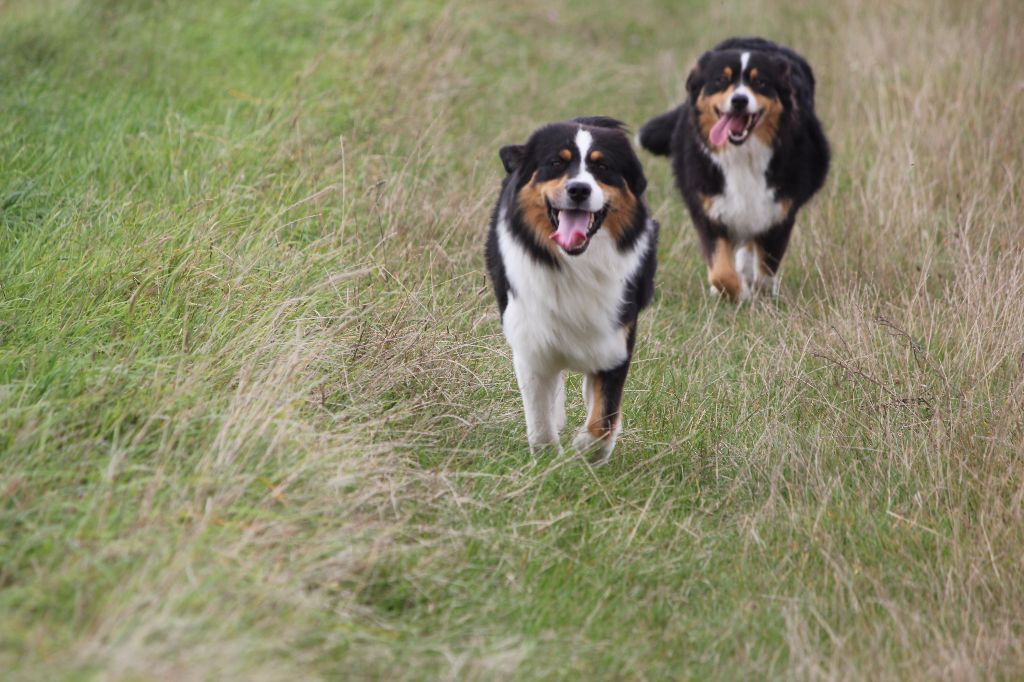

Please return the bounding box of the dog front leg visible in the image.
[553,371,566,434]
[708,237,742,301]
[574,359,630,464]
[513,355,563,453]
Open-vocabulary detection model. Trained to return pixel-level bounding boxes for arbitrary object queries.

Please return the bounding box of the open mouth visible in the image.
[546,199,608,255]
[710,108,763,146]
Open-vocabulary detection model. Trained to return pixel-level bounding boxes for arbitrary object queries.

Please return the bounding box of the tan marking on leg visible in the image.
[708,237,741,301]
[586,373,605,438]
[699,192,715,214]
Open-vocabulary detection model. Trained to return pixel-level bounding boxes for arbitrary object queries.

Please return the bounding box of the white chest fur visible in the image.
[496,213,650,374]
[706,138,784,241]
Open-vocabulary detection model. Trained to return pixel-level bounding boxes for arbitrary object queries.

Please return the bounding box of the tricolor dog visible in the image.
[485,117,658,462]
[639,37,830,301]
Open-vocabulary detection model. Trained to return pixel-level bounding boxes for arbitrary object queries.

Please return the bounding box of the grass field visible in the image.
[2,0,1023,679]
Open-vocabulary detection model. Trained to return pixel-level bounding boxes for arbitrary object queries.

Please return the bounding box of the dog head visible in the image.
[686,48,792,149]
[499,117,647,257]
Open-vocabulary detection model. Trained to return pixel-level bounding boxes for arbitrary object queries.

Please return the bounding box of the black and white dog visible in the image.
[485,117,658,462]
[639,37,829,301]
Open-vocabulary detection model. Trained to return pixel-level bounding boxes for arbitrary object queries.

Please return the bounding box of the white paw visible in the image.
[708,285,722,297]
[738,279,752,303]
[749,276,780,299]
[528,433,563,456]
[572,429,616,465]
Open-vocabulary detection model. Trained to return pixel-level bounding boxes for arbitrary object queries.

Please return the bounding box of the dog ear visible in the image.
[772,56,797,109]
[685,53,710,103]
[629,163,648,198]
[499,145,525,174]
[775,57,793,86]
[684,65,703,102]
[571,116,626,131]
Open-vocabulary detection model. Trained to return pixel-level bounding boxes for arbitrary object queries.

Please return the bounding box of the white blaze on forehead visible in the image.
[567,127,604,212]
[574,128,594,163]
[732,54,756,113]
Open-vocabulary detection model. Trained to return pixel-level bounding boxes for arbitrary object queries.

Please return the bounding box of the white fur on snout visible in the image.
[730,84,758,114]
[549,128,604,213]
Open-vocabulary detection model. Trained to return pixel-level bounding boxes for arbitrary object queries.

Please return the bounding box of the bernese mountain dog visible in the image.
[639,37,830,301]
[485,117,658,462]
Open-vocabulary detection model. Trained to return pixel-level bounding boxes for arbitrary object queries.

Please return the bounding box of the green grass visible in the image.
[2,0,1023,679]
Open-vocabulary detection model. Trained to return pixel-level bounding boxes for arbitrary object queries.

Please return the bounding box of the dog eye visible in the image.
[753,78,766,88]
[550,158,564,168]
[716,76,728,86]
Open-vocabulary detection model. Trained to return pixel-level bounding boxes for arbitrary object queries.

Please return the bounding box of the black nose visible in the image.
[566,182,591,203]
[730,93,749,110]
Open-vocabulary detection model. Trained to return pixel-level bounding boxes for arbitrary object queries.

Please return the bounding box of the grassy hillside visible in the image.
[2,0,1022,679]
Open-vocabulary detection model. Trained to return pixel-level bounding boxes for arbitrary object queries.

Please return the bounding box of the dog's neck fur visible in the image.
[496,209,651,374]
[704,137,784,241]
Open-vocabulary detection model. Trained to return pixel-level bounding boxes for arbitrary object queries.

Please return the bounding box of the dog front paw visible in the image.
[528,433,563,456]
[572,429,616,465]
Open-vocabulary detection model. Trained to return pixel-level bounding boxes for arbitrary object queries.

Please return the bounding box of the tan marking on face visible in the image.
[779,197,793,217]
[752,92,783,146]
[596,181,638,241]
[517,173,564,255]
[708,237,741,301]
[723,66,733,79]
[749,67,758,79]
[559,148,572,161]
[697,86,734,148]
[589,150,604,163]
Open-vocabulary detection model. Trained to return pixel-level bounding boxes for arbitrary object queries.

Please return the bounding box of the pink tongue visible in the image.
[709,114,747,146]
[551,210,590,250]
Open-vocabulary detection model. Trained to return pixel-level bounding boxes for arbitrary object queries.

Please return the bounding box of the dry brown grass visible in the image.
[1,0,1023,679]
